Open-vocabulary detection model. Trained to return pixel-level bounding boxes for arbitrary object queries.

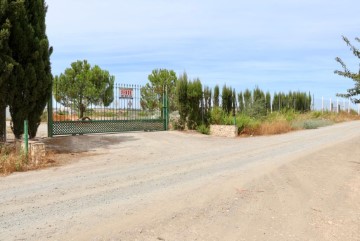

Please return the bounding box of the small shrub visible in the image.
[210,107,226,125]
[292,119,334,129]
[0,144,27,174]
[171,119,182,130]
[196,124,210,135]
[223,115,236,125]
[303,119,334,129]
[236,114,252,133]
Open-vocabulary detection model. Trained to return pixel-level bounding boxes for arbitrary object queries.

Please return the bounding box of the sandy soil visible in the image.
[1,121,360,240]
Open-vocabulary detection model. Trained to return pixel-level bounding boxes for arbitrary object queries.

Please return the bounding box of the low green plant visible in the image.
[196,124,210,135]
[210,107,226,125]
[222,115,235,125]
[292,119,334,129]
[235,114,251,133]
[303,119,334,129]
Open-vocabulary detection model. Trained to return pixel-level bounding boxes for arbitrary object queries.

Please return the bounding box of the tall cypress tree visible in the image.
[213,85,219,108]
[7,0,52,139]
[0,0,14,141]
[187,78,202,130]
[176,73,188,130]
[237,92,244,113]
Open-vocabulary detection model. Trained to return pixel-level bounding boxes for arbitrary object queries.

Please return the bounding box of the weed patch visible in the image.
[258,120,293,135]
[0,143,56,176]
[207,109,360,137]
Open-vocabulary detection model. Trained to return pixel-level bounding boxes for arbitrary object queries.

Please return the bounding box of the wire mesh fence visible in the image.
[52,84,163,121]
[312,97,360,114]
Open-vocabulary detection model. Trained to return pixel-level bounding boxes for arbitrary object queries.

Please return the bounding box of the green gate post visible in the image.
[24,119,28,156]
[162,86,169,131]
[162,86,166,130]
[165,86,169,130]
[47,94,53,137]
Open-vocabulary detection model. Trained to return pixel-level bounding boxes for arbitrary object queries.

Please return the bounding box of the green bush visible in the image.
[292,119,334,129]
[196,124,210,135]
[236,114,250,133]
[210,107,226,125]
[303,119,334,129]
[222,114,235,125]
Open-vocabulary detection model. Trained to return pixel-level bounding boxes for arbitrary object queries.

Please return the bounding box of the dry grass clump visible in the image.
[237,110,360,137]
[257,120,293,135]
[0,144,26,174]
[327,111,360,122]
[0,143,56,176]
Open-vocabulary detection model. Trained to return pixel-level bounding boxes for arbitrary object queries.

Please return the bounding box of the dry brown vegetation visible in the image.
[257,120,293,135]
[239,111,360,136]
[0,143,56,176]
[52,113,79,121]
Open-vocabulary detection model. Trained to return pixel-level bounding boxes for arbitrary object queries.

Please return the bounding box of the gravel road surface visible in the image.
[1,121,360,240]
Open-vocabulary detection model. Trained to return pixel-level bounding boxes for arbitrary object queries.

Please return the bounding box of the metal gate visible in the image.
[48,84,168,137]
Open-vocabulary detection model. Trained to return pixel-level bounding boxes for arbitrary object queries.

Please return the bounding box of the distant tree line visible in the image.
[141,69,313,130]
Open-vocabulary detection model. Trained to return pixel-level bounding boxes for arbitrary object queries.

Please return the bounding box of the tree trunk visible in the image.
[0,106,6,142]
[79,103,85,119]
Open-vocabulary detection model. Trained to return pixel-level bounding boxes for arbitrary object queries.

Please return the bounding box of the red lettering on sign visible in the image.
[120,88,133,98]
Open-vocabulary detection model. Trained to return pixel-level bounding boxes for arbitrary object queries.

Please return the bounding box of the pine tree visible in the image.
[54,60,114,118]
[7,0,52,139]
[335,36,360,103]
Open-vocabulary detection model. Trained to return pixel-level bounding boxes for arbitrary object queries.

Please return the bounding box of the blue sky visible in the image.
[46,0,360,101]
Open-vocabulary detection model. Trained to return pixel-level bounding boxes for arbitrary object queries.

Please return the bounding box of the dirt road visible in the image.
[1,121,360,241]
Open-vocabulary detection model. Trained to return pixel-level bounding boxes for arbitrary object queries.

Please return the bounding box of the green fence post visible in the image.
[162,86,166,130]
[24,119,28,156]
[48,94,53,137]
[165,86,169,131]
